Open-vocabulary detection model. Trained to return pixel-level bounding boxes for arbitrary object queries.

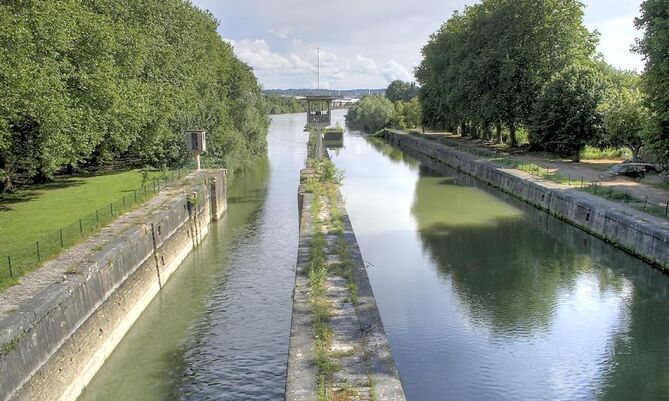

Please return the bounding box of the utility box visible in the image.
[185,130,206,154]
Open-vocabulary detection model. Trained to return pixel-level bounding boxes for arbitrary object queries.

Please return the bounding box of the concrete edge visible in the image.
[383,130,669,271]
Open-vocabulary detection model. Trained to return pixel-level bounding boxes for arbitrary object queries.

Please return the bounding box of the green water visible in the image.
[330,113,669,401]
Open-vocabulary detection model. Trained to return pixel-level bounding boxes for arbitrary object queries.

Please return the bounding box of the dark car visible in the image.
[605,162,659,178]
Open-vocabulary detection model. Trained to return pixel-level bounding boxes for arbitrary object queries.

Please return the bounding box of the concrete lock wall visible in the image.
[0,170,227,401]
[382,131,669,270]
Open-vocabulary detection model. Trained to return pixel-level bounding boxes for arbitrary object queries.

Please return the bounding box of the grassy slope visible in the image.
[0,170,152,253]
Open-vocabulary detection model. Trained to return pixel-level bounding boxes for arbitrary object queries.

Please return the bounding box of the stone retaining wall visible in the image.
[0,170,227,401]
[383,130,669,270]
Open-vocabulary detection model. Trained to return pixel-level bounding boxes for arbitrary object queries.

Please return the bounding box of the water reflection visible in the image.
[79,113,306,401]
[330,126,669,401]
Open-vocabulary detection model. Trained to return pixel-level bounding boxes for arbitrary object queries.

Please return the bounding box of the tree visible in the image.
[386,80,419,103]
[635,0,669,171]
[529,65,606,161]
[600,87,651,161]
[0,0,268,192]
[416,0,596,146]
[345,95,395,133]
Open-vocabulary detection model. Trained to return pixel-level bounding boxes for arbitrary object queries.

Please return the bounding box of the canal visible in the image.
[80,110,669,401]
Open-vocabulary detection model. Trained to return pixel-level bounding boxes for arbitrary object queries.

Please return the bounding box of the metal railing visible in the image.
[2,169,191,286]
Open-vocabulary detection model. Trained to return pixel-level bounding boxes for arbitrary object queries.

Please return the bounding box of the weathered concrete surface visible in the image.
[286,159,405,400]
[382,130,669,270]
[0,169,227,401]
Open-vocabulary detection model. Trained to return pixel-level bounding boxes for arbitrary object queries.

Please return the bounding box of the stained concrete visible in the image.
[0,170,227,401]
[286,152,405,400]
[382,130,669,270]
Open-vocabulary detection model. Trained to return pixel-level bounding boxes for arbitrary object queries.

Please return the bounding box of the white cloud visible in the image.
[381,60,413,82]
[196,0,643,88]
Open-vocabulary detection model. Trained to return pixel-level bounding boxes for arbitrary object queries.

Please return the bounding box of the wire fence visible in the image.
[1,169,191,287]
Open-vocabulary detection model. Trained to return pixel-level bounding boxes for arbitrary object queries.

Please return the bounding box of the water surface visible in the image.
[79,113,307,401]
[328,113,669,401]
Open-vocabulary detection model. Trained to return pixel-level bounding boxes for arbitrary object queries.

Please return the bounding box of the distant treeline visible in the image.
[264,95,307,115]
[0,0,268,192]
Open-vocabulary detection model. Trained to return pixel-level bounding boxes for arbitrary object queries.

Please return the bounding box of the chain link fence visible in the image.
[2,169,191,287]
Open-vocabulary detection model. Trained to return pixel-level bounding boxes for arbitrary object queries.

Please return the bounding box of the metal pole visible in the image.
[96,210,99,225]
[7,256,12,278]
[59,229,64,248]
[79,219,83,236]
[110,203,113,216]
[134,190,137,203]
[36,241,41,262]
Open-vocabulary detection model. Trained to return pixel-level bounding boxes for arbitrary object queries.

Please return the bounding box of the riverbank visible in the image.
[381,130,669,270]
[286,138,405,400]
[0,169,226,401]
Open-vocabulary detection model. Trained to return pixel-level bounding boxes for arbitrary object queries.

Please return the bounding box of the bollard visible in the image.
[79,219,83,236]
[36,241,41,262]
[7,256,12,278]
[59,229,64,248]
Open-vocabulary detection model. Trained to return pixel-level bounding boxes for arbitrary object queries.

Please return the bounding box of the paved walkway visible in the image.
[419,131,669,209]
[0,179,191,321]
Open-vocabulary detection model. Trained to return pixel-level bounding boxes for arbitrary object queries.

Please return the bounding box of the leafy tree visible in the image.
[416,0,596,147]
[345,95,395,133]
[386,80,419,103]
[600,87,651,161]
[529,65,606,161]
[635,0,669,171]
[0,0,268,192]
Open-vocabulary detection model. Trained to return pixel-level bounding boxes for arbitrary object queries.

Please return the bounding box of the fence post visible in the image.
[7,256,12,278]
[59,229,64,248]
[36,241,41,262]
[79,219,83,236]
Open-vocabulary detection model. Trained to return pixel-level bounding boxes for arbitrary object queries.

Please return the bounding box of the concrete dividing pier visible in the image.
[382,130,669,270]
[0,169,227,401]
[286,142,406,400]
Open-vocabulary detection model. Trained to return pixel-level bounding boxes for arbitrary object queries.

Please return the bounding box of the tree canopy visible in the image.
[416,0,597,146]
[386,80,419,103]
[0,0,268,191]
[345,95,395,133]
[636,0,669,170]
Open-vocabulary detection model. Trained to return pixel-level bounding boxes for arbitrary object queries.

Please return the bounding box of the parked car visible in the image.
[604,162,659,178]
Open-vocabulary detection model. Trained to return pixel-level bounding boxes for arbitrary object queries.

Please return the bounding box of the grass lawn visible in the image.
[0,169,182,289]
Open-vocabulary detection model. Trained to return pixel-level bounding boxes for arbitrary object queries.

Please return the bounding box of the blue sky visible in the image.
[190,0,645,89]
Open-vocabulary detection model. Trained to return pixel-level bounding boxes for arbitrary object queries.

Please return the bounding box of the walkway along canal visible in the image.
[78,113,308,400]
[78,110,669,400]
[326,111,669,401]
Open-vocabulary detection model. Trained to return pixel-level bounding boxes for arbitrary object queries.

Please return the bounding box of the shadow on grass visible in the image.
[0,178,86,212]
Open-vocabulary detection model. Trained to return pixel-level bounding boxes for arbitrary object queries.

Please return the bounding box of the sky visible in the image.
[190,0,645,90]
